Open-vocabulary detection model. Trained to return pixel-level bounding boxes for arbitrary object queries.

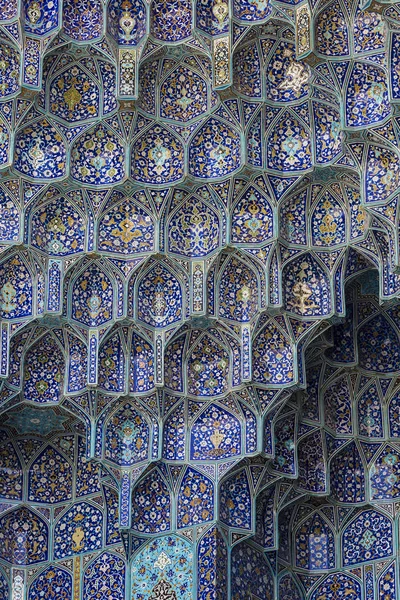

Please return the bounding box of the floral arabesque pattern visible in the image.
[1,5,400,600]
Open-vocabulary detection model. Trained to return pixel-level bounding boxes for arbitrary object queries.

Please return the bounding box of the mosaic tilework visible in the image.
[1,3,400,599]
[28,565,73,600]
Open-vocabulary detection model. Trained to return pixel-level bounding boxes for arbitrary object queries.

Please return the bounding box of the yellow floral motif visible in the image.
[212,0,228,24]
[72,526,85,552]
[236,284,252,305]
[47,216,66,235]
[111,218,141,243]
[63,81,82,112]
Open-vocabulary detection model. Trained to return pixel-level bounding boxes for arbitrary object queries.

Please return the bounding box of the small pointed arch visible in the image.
[70,261,114,327]
[166,190,224,258]
[219,468,252,530]
[310,188,347,247]
[0,440,23,500]
[28,444,73,503]
[159,61,211,123]
[340,181,368,241]
[57,254,79,317]
[28,565,73,600]
[315,0,349,57]
[313,101,343,164]
[265,39,309,103]
[83,551,125,600]
[0,184,20,244]
[343,250,376,290]
[103,484,121,544]
[131,123,184,184]
[53,501,103,559]
[76,435,100,498]
[129,328,155,393]
[297,430,327,493]
[278,186,308,245]
[206,256,219,317]
[208,250,266,317]
[131,535,193,597]
[372,230,400,300]
[270,412,297,476]
[283,252,332,317]
[177,466,214,528]
[253,320,295,385]
[230,184,274,245]
[197,526,228,599]
[0,506,49,564]
[325,302,356,364]
[231,541,274,599]
[216,252,260,322]
[190,402,242,461]
[246,106,263,167]
[163,399,185,461]
[29,190,86,256]
[295,510,335,570]
[71,124,125,186]
[104,398,150,466]
[233,40,262,98]
[107,0,147,46]
[189,117,242,179]
[0,41,20,99]
[370,444,400,500]
[345,62,390,129]
[266,109,312,172]
[357,382,384,438]
[357,311,400,373]
[150,0,192,42]
[62,0,104,41]
[329,440,366,503]
[365,143,400,205]
[0,114,10,167]
[92,394,121,458]
[302,361,323,422]
[323,374,353,435]
[66,330,88,393]
[310,573,361,600]
[98,328,126,393]
[44,56,103,124]
[97,191,155,255]
[224,326,243,388]
[23,331,65,403]
[187,330,230,397]
[164,331,186,392]
[135,259,184,328]
[254,485,276,550]
[13,118,67,180]
[137,58,159,115]
[342,507,393,566]
[131,466,172,533]
[7,324,42,389]
[378,562,396,599]
[0,251,34,320]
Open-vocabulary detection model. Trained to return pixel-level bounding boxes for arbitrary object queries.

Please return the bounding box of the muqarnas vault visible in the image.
[0,0,400,598]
